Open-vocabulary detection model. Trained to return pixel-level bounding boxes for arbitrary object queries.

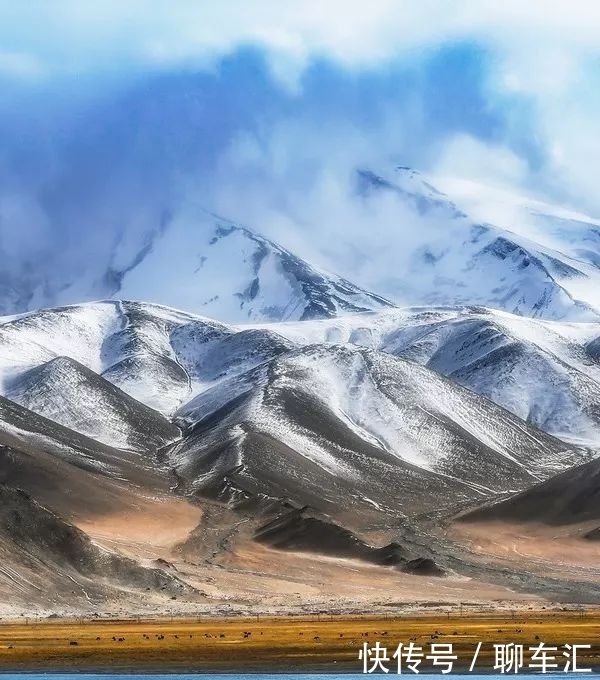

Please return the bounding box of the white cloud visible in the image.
[433,134,528,188]
[2,1,600,85]
[2,0,600,227]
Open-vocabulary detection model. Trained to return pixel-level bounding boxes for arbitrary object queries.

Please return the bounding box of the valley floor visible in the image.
[1,610,599,672]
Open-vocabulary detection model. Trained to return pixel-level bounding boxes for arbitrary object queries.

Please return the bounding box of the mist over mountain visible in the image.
[2,160,599,324]
[2,40,598,322]
[4,5,600,614]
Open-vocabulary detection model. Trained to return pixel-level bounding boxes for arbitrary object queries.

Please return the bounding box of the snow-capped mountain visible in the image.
[258,306,600,447]
[0,300,589,483]
[4,299,600,448]
[0,392,190,609]
[353,167,600,321]
[0,300,299,417]
[0,211,393,323]
[0,391,168,515]
[170,342,580,521]
[4,356,180,452]
[3,166,600,326]
[113,216,394,322]
[0,298,598,609]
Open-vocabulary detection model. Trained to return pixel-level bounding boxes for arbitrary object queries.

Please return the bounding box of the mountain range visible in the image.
[2,167,600,614]
[1,298,600,611]
[2,167,600,323]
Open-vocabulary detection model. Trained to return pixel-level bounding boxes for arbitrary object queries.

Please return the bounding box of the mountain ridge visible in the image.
[1,297,599,611]
[2,166,600,325]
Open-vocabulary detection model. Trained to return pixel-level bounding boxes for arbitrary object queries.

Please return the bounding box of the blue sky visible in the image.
[1,1,600,270]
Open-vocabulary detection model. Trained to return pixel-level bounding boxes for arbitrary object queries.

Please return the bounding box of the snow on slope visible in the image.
[0,302,121,386]
[0,301,190,415]
[2,300,600,450]
[108,211,393,322]
[0,393,146,479]
[434,175,600,260]
[0,301,193,416]
[263,345,580,479]
[5,356,180,451]
[0,201,394,323]
[170,343,584,521]
[3,165,600,326]
[100,301,196,414]
[0,300,295,417]
[256,306,600,447]
[352,167,600,321]
[432,174,600,312]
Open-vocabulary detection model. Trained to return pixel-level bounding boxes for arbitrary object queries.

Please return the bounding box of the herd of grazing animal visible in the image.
[62,626,393,648]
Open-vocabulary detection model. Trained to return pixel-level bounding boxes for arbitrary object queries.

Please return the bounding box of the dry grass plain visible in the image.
[1,611,600,672]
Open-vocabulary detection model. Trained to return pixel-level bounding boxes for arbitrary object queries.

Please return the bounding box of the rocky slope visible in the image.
[460,456,600,528]
[0,485,186,611]
[5,356,180,451]
[0,299,598,610]
[261,306,600,446]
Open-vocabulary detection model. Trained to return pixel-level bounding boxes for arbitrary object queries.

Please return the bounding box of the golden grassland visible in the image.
[1,610,600,672]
